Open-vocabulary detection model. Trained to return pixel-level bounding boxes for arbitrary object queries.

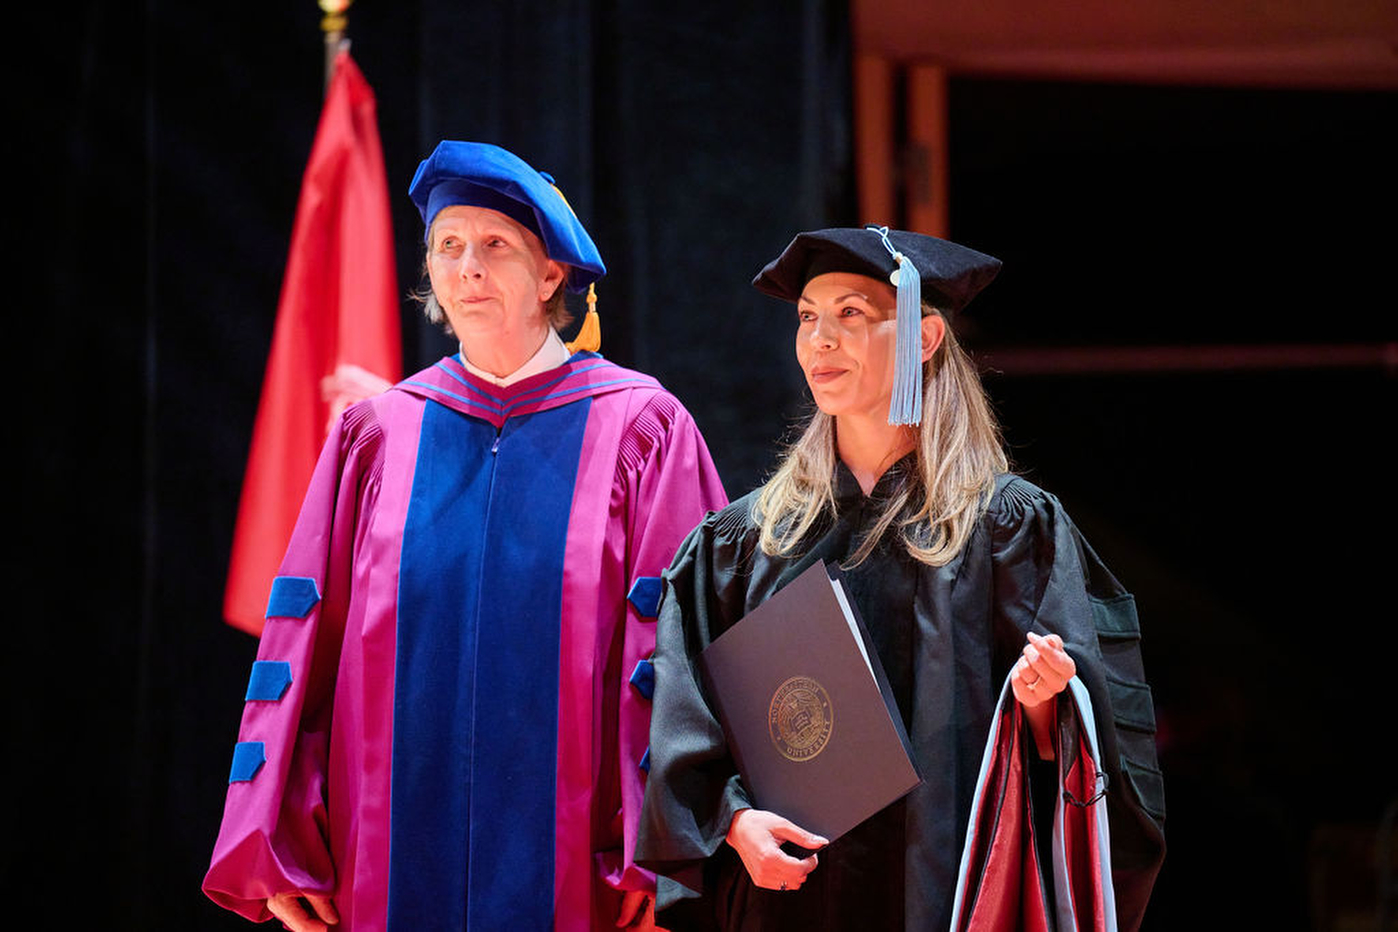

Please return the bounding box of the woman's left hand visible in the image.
[1010,631,1075,708]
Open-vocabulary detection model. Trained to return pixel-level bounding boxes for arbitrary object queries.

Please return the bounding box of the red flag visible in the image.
[223,51,401,635]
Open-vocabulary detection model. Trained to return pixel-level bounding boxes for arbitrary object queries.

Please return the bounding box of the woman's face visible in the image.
[795,272,903,422]
[427,205,565,349]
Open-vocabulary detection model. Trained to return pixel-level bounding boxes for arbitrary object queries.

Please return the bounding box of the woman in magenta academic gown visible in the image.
[204,141,727,931]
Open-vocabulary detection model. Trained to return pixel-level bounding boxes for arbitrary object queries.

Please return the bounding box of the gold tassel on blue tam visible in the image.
[871,225,924,426]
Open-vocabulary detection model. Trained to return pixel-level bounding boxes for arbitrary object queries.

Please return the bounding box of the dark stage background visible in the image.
[11,1,1396,929]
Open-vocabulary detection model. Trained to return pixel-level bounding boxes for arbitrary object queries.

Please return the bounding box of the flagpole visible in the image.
[222,14,401,634]
[320,0,353,93]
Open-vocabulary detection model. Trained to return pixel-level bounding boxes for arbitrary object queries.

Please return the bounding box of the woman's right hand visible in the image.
[267,892,339,932]
[724,808,828,892]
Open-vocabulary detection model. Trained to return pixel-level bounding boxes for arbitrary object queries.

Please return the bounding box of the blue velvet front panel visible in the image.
[390,398,590,930]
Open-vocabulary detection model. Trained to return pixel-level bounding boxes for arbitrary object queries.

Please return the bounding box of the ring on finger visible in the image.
[1025,675,1041,689]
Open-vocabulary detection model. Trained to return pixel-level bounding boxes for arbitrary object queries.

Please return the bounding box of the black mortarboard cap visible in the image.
[754,226,1002,425]
[751,226,1001,315]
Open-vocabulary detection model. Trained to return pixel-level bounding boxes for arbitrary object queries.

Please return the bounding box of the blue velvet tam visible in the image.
[409,140,606,293]
[751,226,1001,316]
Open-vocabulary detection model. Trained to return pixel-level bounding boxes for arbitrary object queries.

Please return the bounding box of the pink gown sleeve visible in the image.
[604,394,727,896]
[202,404,383,921]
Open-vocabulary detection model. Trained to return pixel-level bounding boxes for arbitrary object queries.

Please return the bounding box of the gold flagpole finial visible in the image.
[319,0,352,32]
[319,0,353,93]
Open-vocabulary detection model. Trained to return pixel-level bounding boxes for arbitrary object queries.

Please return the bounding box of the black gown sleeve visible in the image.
[636,506,757,927]
[987,477,1167,932]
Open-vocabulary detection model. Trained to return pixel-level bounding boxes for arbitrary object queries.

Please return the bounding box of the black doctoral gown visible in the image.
[635,462,1165,931]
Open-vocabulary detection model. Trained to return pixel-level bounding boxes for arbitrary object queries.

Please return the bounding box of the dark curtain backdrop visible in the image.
[10,1,1395,929]
[946,80,1398,930]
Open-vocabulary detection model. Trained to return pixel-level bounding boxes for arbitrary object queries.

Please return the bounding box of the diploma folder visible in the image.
[697,560,921,842]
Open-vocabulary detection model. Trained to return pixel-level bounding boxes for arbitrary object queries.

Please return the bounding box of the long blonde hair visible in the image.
[755,308,1007,567]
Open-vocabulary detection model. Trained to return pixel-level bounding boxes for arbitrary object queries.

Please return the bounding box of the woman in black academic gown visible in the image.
[635,227,1165,931]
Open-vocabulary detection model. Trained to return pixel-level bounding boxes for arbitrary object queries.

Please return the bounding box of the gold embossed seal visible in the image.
[768,676,833,762]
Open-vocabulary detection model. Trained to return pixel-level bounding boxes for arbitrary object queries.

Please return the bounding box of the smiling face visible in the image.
[795,272,904,422]
[426,205,566,366]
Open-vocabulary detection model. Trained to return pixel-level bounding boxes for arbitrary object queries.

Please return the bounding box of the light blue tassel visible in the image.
[871,226,923,425]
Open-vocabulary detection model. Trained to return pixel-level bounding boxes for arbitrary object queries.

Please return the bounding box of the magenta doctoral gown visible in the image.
[204,352,727,930]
